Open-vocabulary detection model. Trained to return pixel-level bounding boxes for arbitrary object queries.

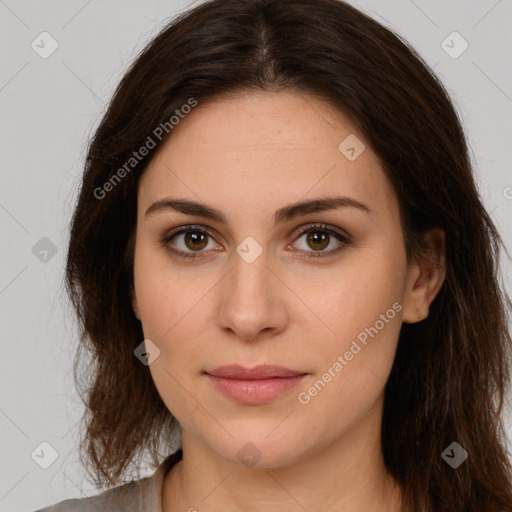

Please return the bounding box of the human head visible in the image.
[130,86,444,477]
[65,1,512,510]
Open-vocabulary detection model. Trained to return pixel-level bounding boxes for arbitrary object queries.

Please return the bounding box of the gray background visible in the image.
[0,0,511,510]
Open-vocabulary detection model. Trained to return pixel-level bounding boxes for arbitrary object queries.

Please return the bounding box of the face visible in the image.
[131,91,426,468]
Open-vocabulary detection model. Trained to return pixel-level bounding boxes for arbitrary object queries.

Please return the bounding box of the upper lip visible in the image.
[205,364,307,380]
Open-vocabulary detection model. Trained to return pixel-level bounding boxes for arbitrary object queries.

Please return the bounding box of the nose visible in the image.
[217,251,288,341]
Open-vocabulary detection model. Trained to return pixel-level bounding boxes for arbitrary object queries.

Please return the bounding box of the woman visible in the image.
[35,0,512,511]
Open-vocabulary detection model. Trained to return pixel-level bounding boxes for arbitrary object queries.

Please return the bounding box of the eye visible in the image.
[160,224,219,260]
[160,223,352,261]
[290,223,352,258]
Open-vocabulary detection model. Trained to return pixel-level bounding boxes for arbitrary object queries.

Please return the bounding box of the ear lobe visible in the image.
[401,227,446,324]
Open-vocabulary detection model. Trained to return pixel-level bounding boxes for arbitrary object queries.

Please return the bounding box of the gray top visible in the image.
[34,450,183,512]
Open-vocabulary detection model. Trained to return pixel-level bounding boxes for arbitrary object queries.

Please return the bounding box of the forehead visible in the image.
[138,91,397,223]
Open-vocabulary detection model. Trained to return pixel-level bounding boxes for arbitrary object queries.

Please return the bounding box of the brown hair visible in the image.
[64,0,512,510]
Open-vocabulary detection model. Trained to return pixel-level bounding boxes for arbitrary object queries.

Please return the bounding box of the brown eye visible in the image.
[161,225,218,260]
[292,223,352,259]
[183,231,209,251]
[305,230,330,251]
[161,223,352,261]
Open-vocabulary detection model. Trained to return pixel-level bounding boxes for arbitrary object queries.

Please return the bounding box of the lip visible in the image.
[205,365,308,405]
[206,364,306,379]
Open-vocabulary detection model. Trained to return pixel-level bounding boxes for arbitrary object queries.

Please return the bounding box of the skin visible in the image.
[130,91,446,512]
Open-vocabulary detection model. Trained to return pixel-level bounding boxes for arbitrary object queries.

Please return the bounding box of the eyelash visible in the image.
[160,223,352,261]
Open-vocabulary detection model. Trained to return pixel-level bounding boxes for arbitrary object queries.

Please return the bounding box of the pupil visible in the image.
[309,231,328,250]
[186,232,207,250]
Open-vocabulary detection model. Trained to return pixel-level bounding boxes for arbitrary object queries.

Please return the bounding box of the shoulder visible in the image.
[33,477,151,512]
[33,450,183,512]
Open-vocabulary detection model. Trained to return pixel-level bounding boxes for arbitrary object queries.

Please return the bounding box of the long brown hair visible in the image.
[64,0,512,510]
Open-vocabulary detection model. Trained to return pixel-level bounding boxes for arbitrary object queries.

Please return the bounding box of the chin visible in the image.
[208,427,311,470]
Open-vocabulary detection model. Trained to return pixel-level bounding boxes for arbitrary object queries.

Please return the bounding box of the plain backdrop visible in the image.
[0,1,511,510]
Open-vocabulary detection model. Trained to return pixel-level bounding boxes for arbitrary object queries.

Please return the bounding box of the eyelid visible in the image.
[162,222,351,242]
[292,223,351,242]
[162,224,218,243]
[160,222,352,260]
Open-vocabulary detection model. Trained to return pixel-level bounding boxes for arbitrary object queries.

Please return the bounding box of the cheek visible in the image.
[296,244,405,396]
[301,248,405,344]
[134,241,202,339]
[133,245,212,371]
[139,276,209,429]
[293,297,402,445]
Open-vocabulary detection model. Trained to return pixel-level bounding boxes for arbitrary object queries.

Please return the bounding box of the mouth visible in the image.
[204,364,308,405]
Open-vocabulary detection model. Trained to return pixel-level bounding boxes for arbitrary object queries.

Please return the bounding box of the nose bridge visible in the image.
[229,230,272,298]
[217,243,285,339]
[231,247,269,300]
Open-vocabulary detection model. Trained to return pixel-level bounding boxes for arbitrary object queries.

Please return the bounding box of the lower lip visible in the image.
[206,374,307,405]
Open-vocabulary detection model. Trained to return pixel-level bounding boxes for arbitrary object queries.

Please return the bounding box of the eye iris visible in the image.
[307,231,329,251]
[185,231,208,251]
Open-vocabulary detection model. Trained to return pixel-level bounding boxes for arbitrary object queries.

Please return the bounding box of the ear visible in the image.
[402,227,446,324]
[130,285,140,320]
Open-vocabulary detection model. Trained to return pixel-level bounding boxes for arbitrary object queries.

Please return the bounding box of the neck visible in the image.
[162,396,404,512]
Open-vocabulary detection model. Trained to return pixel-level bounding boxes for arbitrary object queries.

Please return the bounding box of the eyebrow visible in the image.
[145,196,371,225]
